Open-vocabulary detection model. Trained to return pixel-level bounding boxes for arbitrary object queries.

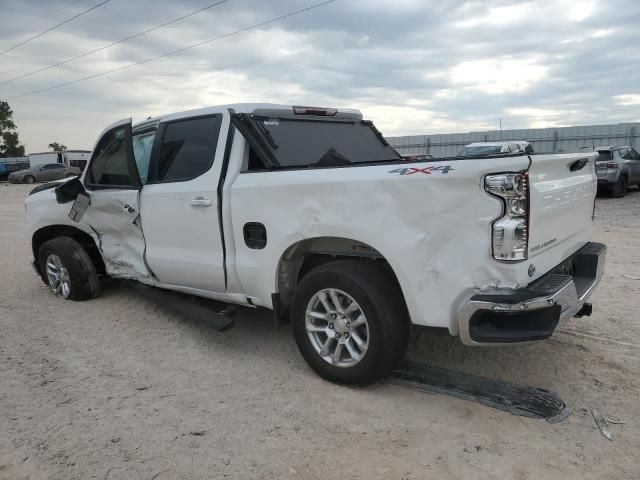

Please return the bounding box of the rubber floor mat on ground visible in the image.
[389,361,571,423]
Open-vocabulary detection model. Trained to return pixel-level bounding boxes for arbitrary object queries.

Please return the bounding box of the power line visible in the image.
[0,0,113,57]
[4,0,336,101]
[0,0,229,87]
[5,0,88,38]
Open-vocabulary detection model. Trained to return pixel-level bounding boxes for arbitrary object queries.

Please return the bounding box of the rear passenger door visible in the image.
[626,148,640,184]
[139,113,228,293]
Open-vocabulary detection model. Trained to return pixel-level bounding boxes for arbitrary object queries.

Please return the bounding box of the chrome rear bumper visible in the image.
[458,242,607,346]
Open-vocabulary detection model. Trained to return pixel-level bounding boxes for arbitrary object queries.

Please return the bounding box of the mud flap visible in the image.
[389,361,571,423]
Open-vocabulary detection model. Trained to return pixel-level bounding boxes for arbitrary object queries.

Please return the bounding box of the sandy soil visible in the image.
[1,182,639,480]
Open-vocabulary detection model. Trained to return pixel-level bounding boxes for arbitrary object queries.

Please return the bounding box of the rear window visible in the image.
[596,151,613,161]
[249,117,400,169]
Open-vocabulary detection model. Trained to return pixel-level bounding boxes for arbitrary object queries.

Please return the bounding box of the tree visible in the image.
[48,142,67,152]
[0,100,25,157]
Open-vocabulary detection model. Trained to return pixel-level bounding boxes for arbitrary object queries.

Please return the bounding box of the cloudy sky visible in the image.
[0,0,639,152]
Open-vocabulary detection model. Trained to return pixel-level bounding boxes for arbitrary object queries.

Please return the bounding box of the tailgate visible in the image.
[527,153,597,262]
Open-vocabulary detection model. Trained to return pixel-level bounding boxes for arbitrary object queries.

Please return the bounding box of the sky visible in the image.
[0,0,639,152]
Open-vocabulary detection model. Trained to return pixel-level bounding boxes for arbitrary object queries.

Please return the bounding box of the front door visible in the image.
[139,113,227,293]
[81,119,150,280]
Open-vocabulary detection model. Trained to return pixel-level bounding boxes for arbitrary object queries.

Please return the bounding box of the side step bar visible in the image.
[128,282,235,332]
[389,361,571,422]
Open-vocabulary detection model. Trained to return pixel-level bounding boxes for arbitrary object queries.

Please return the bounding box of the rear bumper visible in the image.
[457,242,606,346]
[596,171,619,187]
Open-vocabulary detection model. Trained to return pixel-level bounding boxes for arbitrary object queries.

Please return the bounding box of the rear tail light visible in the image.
[603,162,618,169]
[485,173,529,261]
[293,106,337,116]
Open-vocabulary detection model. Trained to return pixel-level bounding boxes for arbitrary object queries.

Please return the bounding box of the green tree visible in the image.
[0,100,25,157]
[48,142,67,152]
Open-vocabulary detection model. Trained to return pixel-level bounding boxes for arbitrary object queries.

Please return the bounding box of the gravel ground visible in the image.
[1,183,639,480]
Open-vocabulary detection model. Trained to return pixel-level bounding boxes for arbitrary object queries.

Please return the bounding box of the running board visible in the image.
[128,282,235,332]
[389,361,571,423]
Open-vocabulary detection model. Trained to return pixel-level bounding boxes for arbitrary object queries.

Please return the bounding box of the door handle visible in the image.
[190,197,213,207]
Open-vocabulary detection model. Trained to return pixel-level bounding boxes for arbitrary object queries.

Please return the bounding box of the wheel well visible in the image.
[32,225,105,276]
[276,237,406,314]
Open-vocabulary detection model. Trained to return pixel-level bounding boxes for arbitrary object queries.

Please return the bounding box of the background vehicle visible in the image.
[400,153,434,161]
[24,104,605,385]
[594,145,640,197]
[0,160,30,180]
[457,141,533,157]
[9,163,80,183]
[28,150,91,171]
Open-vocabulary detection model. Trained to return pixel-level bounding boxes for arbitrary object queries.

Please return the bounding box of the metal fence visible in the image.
[387,122,640,158]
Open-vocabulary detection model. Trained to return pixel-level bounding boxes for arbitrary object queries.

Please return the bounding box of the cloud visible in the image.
[450,57,548,95]
[0,0,638,151]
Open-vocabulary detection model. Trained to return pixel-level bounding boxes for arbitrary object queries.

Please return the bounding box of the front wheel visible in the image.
[24,175,35,184]
[291,260,409,385]
[38,236,101,300]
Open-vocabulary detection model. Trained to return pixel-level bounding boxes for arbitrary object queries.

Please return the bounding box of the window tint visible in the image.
[621,148,633,160]
[88,125,136,187]
[152,116,221,182]
[596,151,612,161]
[630,149,640,160]
[132,130,156,184]
[247,117,399,169]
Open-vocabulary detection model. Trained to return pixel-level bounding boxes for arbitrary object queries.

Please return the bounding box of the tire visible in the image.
[24,175,35,184]
[291,260,410,385]
[38,236,101,301]
[612,175,628,198]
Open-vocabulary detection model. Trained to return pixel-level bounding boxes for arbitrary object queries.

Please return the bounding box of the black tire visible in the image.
[38,236,101,301]
[291,260,410,385]
[24,175,35,184]
[612,175,627,198]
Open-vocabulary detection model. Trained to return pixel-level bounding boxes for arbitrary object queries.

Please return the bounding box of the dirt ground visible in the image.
[1,182,639,480]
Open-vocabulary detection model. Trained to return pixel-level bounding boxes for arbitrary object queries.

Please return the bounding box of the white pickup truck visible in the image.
[25,103,606,385]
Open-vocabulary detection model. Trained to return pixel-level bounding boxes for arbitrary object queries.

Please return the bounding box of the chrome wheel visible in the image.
[45,254,71,299]
[305,288,369,368]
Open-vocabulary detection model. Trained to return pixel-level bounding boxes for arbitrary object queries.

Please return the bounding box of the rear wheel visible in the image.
[24,175,35,184]
[612,175,627,198]
[38,236,101,300]
[291,260,409,385]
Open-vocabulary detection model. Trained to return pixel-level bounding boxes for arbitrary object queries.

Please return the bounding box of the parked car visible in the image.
[24,104,605,385]
[0,161,30,181]
[400,153,434,161]
[8,163,81,184]
[594,145,640,197]
[457,141,533,157]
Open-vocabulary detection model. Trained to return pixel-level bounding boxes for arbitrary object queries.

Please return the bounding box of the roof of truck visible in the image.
[133,103,363,130]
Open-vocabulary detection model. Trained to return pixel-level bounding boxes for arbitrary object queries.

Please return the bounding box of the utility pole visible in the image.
[499,118,502,139]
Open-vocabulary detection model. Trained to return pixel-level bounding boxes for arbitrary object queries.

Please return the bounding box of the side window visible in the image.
[630,149,640,160]
[88,125,137,187]
[151,115,221,183]
[621,148,632,160]
[132,130,156,184]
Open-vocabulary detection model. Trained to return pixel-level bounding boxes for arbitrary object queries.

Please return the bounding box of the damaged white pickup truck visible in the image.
[25,104,606,384]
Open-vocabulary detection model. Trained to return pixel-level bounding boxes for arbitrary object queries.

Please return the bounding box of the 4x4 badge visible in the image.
[389,165,454,175]
[528,264,536,277]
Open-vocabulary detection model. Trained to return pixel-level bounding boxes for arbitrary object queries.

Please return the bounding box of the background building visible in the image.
[387,122,640,158]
